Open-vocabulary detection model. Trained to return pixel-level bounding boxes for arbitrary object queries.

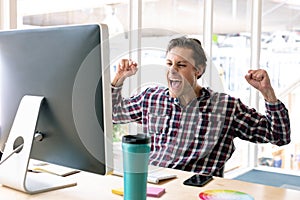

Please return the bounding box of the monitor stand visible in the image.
[0,95,77,194]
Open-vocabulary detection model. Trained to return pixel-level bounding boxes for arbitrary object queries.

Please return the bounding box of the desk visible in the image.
[1,168,300,199]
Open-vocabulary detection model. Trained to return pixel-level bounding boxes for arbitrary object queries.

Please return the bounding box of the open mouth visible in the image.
[169,79,182,90]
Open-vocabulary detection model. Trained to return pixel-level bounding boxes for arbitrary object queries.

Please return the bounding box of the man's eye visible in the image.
[166,62,172,67]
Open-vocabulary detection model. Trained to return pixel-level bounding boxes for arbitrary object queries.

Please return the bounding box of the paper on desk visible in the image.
[28,161,80,177]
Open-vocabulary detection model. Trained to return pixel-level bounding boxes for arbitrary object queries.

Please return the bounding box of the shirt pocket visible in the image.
[194,112,226,143]
[147,107,171,135]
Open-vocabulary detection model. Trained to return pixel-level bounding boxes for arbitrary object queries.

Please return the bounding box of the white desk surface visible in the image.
[1,167,300,200]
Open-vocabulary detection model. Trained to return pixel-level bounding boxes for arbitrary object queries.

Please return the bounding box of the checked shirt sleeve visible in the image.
[232,99,291,146]
[111,85,143,124]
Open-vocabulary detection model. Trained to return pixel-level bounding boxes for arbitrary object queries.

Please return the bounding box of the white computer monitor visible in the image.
[0,24,113,194]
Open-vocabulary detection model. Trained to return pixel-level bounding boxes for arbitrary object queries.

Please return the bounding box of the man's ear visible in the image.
[195,66,203,79]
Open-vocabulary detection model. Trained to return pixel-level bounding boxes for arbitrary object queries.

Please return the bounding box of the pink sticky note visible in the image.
[147,187,165,197]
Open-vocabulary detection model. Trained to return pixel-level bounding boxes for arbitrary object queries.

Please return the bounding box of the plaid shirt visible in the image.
[112,86,290,176]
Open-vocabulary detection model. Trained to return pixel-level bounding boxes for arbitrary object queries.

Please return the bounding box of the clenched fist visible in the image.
[245,69,277,103]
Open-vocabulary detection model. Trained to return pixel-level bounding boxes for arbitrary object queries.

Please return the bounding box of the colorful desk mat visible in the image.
[199,189,254,200]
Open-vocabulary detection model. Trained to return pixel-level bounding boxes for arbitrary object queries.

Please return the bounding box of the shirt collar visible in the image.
[198,87,211,100]
[164,87,212,107]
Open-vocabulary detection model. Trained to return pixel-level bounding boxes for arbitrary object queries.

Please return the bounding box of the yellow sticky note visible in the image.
[111,187,124,196]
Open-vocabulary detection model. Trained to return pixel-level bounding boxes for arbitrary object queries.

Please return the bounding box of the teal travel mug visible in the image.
[122,134,150,200]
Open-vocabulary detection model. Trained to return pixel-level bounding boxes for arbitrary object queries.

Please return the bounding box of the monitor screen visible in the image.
[0,24,113,177]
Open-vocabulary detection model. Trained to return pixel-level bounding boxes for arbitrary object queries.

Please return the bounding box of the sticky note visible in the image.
[112,186,165,197]
[147,186,165,197]
[111,187,124,196]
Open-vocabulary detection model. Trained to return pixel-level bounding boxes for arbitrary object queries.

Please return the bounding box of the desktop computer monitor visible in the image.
[0,24,113,193]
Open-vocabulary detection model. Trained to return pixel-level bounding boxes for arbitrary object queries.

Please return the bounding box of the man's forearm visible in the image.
[261,88,278,103]
[111,74,125,87]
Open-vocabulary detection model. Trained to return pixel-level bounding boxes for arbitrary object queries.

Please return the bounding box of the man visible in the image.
[111,36,290,177]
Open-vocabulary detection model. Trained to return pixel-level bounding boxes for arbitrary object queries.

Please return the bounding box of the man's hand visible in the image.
[245,69,277,103]
[112,59,138,87]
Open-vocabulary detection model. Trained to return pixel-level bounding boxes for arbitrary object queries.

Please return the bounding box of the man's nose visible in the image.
[169,65,178,74]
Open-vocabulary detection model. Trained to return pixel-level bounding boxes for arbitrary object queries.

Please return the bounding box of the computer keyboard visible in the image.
[112,165,177,184]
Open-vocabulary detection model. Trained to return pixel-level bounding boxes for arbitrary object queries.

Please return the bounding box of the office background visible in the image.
[0,0,300,177]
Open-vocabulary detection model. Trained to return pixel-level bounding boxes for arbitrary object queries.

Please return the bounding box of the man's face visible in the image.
[166,47,201,98]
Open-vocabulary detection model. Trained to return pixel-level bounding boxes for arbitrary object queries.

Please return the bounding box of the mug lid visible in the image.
[122,134,150,144]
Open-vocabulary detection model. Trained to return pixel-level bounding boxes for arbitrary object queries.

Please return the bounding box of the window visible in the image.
[258,0,300,171]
